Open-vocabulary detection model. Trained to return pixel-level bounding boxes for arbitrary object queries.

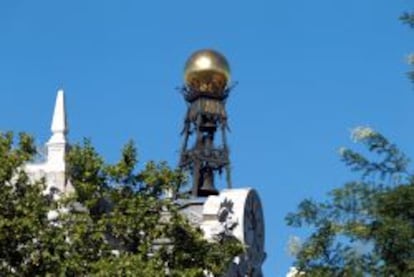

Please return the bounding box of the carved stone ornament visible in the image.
[201,188,266,276]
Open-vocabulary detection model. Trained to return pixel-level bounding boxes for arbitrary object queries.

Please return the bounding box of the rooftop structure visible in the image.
[24,50,266,276]
[25,89,73,194]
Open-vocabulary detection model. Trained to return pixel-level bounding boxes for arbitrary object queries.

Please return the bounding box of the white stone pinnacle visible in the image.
[49,89,68,144]
[25,89,73,194]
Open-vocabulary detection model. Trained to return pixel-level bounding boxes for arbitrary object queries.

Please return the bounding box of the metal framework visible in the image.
[179,85,233,197]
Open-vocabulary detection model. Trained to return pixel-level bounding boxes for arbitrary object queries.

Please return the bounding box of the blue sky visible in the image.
[0,1,412,275]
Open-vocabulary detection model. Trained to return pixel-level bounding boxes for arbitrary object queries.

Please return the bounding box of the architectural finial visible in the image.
[26,89,73,194]
[49,89,68,144]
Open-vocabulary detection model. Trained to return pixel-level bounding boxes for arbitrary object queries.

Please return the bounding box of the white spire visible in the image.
[48,89,68,144]
[42,88,73,194]
[25,89,73,194]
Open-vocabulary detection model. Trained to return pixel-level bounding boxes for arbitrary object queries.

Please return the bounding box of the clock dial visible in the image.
[243,190,265,267]
[201,188,266,276]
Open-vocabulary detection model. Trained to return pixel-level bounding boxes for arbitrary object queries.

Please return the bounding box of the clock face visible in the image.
[200,188,266,277]
[243,190,265,267]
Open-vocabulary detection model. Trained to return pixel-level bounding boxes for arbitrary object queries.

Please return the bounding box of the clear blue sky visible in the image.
[0,1,412,275]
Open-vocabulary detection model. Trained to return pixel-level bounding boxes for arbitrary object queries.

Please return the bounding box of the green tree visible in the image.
[286,127,414,276]
[400,10,414,82]
[0,133,242,276]
[400,8,414,28]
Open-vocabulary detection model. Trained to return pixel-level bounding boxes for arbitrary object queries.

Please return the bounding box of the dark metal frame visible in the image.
[179,85,233,197]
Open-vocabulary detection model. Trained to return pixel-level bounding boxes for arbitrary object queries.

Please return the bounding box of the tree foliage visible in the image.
[0,133,242,276]
[401,11,414,28]
[286,127,414,276]
[400,10,414,83]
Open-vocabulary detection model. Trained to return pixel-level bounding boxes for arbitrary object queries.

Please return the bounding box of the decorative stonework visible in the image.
[196,188,266,277]
[25,89,74,194]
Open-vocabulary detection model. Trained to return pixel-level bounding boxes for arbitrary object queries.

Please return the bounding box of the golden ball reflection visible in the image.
[184,49,230,92]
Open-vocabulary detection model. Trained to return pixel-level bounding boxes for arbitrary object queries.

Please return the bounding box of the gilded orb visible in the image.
[184,49,231,93]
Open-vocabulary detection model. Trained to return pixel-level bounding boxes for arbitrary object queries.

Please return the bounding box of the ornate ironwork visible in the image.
[179,50,233,197]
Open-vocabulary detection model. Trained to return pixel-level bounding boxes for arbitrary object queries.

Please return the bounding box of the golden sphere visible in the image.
[184,49,230,92]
